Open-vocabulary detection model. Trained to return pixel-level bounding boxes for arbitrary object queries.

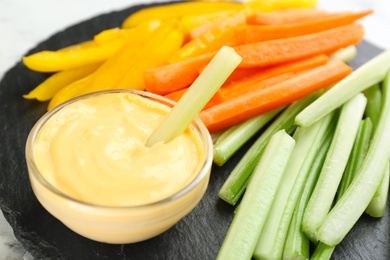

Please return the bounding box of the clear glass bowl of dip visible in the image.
[25,89,213,244]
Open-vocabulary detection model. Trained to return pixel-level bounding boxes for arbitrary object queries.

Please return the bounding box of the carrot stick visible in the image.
[144,52,214,95]
[144,23,360,94]
[224,72,295,99]
[165,88,225,110]
[199,60,352,133]
[247,8,329,25]
[236,10,372,44]
[235,23,364,68]
[222,54,329,93]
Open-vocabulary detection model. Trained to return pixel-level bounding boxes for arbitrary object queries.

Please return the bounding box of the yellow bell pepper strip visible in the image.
[23,31,129,72]
[168,11,246,63]
[121,1,242,28]
[93,27,133,44]
[179,9,239,36]
[243,0,318,12]
[115,28,184,90]
[48,19,177,110]
[23,62,101,101]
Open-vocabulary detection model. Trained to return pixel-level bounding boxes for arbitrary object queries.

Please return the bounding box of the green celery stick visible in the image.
[316,70,390,246]
[146,46,242,146]
[329,45,357,63]
[310,242,335,260]
[254,112,335,260]
[283,119,335,260]
[363,83,382,129]
[217,130,295,260]
[366,165,390,217]
[302,93,367,242]
[213,107,283,166]
[295,50,390,127]
[336,118,373,201]
[218,92,320,206]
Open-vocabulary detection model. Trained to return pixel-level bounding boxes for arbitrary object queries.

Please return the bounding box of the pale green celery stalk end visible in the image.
[329,45,357,63]
[302,93,367,242]
[316,69,390,246]
[310,242,335,260]
[295,50,390,128]
[213,108,282,166]
[146,46,242,147]
[365,164,390,217]
[216,130,295,260]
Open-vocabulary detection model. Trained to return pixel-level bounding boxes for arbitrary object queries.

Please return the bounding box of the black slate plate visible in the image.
[0,2,389,259]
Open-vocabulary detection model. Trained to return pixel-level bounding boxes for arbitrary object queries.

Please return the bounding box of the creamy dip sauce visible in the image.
[33,92,205,207]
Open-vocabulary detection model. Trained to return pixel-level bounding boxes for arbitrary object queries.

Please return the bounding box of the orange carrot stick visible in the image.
[165,88,225,109]
[199,60,352,133]
[236,10,372,44]
[234,23,364,68]
[144,52,214,95]
[247,8,329,25]
[223,72,295,99]
[222,54,329,92]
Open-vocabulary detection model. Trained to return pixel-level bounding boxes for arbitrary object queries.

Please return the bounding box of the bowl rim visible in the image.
[25,89,213,210]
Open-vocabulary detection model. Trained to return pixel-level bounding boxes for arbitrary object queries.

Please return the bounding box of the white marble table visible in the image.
[0,0,389,259]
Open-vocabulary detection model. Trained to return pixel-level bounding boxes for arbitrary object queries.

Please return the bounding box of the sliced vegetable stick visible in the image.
[224,72,295,99]
[246,8,329,25]
[295,50,390,127]
[302,93,367,242]
[283,121,335,260]
[236,10,372,45]
[217,130,295,260]
[366,166,390,217]
[222,54,329,92]
[168,12,246,63]
[121,1,241,28]
[165,88,225,110]
[199,61,352,133]
[235,23,364,68]
[218,92,321,206]
[254,112,335,260]
[213,107,283,166]
[316,70,390,246]
[23,62,101,101]
[146,46,242,146]
[144,52,215,95]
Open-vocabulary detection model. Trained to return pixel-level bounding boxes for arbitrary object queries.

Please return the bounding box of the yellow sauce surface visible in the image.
[33,92,205,207]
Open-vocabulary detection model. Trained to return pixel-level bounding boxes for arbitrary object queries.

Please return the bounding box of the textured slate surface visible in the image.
[0,2,388,259]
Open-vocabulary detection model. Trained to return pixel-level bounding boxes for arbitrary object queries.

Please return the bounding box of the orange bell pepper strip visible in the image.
[121,1,242,28]
[23,28,132,73]
[168,11,247,63]
[23,62,101,101]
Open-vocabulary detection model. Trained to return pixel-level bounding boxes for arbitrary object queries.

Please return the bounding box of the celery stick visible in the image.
[365,165,390,217]
[316,70,390,246]
[302,93,367,242]
[295,50,390,127]
[310,242,335,260]
[283,120,335,260]
[254,112,335,260]
[363,84,382,129]
[216,130,295,260]
[218,92,320,206]
[146,46,242,146]
[336,118,373,201]
[213,107,283,166]
[329,45,357,63]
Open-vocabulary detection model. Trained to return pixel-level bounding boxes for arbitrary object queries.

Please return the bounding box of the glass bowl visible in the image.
[25,89,213,244]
